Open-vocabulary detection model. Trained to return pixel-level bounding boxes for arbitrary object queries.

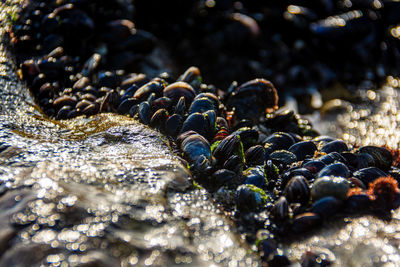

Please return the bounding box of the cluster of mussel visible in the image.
[135,0,400,96]
[12,0,157,118]
[11,1,400,266]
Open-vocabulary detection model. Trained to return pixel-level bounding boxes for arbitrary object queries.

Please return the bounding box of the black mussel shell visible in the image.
[283,175,310,205]
[353,167,387,186]
[227,79,278,122]
[233,127,259,151]
[236,184,267,212]
[174,96,186,116]
[243,166,265,188]
[118,97,139,115]
[312,196,343,219]
[149,108,168,130]
[213,169,236,187]
[213,134,242,164]
[180,112,209,139]
[180,133,212,164]
[165,114,182,138]
[245,145,265,166]
[320,139,348,154]
[163,81,196,105]
[288,141,317,161]
[138,101,151,125]
[303,160,326,174]
[319,152,347,165]
[223,155,243,173]
[134,79,165,101]
[358,146,393,172]
[317,162,350,178]
[188,97,215,115]
[271,196,290,221]
[263,132,296,157]
[269,150,297,168]
[292,212,321,233]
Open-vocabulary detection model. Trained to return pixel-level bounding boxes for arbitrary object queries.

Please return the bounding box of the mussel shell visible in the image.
[264,160,279,182]
[163,81,196,105]
[282,168,314,188]
[56,105,72,120]
[138,101,152,125]
[223,155,243,173]
[180,112,209,139]
[174,96,186,116]
[128,104,139,117]
[133,79,165,101]
[303,160,326,174]
[236,184,267,212]
[146,92,157,105]
[73,77,90,91]
[178,66,202,89]
[97,71,118,88]
[264,109,296,131]
[346,193,371,213]
[213,169,236,187]
[120,73,149,90]
[39,83,55,98]
[283,175,310,204]
[191,154,212,177]
[356,153,376,170]
[288,141,317,161]
[81,103,98,116]
[165,114,182,138]
[180,133,211,163]
[151,96,172,112]
[263,132,296,155]
[340,152,359,170]
[269,150,297,167]
[353,167,387,186]
[117,97,139,115]
[76,99,92,112]
[359,146,393,172]
[319,152,347,165]
[292,212,321,233]
[245,145,265,166]
[234,119,253,130]
[243,166,265,188]
[216,116,229,130]
[213,134,242,164]
[301,249,335,267]
[349,177,367,190]
[312,196,343,219]
[213,128,230,143]
[176,130,198,147]
[204,110,217,139]
[195,92,220,111]
[311,176,350,201]
[271,196,290,221]
[317,162,350,178]
[259,238,278,261]
[320,139,348,153]
[233,127,259,151]
[188,97,215,114]
[149,108,168,129]
[53,95,77,110]
[227,78,278,121]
